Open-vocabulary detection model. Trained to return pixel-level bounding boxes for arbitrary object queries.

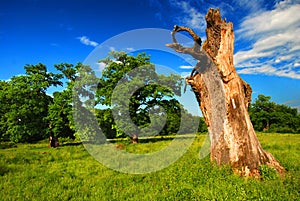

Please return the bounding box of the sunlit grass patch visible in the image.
[0,133,299,200]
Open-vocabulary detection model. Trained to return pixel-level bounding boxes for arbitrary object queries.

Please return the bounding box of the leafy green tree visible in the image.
[0,80,10,141]
[249,95,274,131]
[46,63,77,139]
[1,63,62,142]
[96,109,116,139]
[46,91,74,139]
[249,94,300,133]
[198,117,208,133]
[96,52,185,141]
[47,63,99,140]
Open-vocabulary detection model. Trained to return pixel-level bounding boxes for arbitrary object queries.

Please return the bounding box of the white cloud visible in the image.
[294,63,300,67]
[234,1,300,79]
[125,47,135,51]
[237,4,300,38]
[237,65,300,79]
[237,65,276,75]
[172,1,206,33]
[179,65,194,69]
[77,36,99,47]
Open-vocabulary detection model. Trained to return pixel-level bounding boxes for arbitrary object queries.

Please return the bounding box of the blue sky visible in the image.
[1,0,300,112]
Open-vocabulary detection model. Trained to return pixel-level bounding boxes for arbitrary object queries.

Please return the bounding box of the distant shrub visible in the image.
[268,125,296,134]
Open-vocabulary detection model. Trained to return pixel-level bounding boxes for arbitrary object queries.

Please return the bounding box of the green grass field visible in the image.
[1,133,299,200]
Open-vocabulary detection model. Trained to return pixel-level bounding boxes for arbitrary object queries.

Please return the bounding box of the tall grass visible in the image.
[0,133,299,200]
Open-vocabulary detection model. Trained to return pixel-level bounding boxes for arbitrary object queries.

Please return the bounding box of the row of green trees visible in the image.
[0,52,299,143]
[0,53,206,143]
[249,94,300,133]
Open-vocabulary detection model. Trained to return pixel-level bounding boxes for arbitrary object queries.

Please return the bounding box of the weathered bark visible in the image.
[167,8,284,177]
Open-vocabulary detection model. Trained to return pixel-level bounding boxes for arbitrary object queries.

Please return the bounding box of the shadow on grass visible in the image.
[108,135,196,144]
[107,136,175,144]
[61,142,83,147]
[61,135,197,146]
[138,137,174,143]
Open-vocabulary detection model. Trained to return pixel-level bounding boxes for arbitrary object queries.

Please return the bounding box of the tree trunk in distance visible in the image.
[167,8,284,177]
[131,133,138,144]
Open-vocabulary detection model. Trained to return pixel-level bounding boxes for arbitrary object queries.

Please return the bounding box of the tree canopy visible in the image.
[96,52,199,139]
[0,64,62,142]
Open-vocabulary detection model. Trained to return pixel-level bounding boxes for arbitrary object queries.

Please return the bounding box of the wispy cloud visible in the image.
[106,46,134,52]
[171,1,206,33]
[237,1,300,37]
[232,0,265,14]
[125,47,135,52]
[234,1,300,79]
[179,65,194,69]
[237,65,300,79]
[77,36,99,47]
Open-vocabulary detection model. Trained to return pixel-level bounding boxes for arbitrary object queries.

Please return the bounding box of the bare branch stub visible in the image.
[166,25,206,80]
[167,25,202,53]
[172,25,202,52]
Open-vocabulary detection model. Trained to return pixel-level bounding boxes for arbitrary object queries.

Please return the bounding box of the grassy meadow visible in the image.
[0,133,299,200]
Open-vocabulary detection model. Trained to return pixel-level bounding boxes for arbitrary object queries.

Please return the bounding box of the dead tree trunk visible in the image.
[167,8,284,177]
